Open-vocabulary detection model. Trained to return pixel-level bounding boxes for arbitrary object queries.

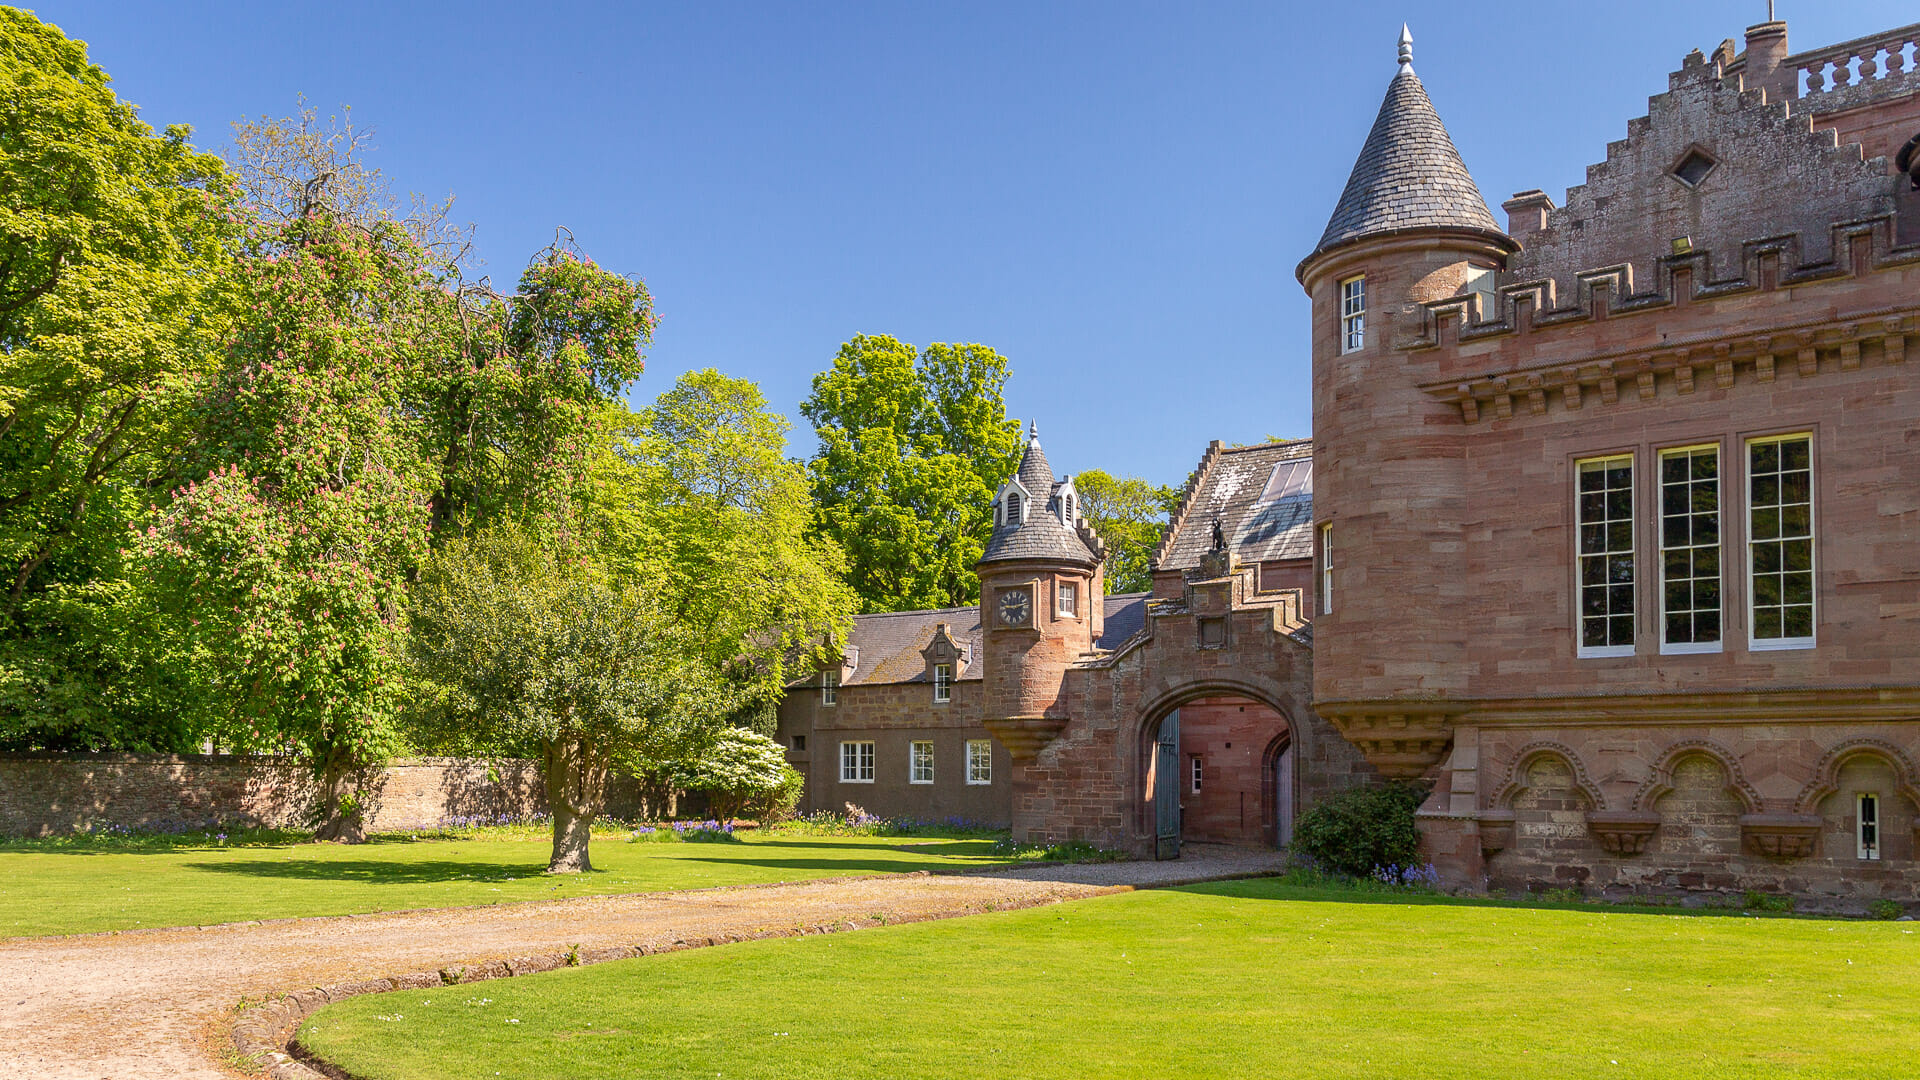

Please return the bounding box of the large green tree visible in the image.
[800,335,1021,612]
[1074,470,1181,594]
[410,526,729,872]
[0,10,242,748]
[134,108,655,835]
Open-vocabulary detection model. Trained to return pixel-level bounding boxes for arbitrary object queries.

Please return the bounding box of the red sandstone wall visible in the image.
[1175,696,1291,846]
[776,680,1011,825]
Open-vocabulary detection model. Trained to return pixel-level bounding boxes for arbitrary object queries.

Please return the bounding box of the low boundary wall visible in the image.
[0,753,650,837]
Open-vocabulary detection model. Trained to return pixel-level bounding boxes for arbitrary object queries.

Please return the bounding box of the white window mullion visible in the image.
[1576,455,1636,657]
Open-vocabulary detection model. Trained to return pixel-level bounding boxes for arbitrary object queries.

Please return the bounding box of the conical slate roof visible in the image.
[980,427,1098,566]
[1302,33,1510,272]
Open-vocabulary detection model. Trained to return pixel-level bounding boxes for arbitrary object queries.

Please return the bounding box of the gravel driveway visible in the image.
[0,846,1285,1079]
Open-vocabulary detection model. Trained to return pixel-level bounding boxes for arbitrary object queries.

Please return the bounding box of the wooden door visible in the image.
[1154,709,1181,860]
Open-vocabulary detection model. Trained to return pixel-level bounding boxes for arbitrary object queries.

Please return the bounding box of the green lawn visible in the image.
[0,829,1010,937]
[300,878,1920,1080]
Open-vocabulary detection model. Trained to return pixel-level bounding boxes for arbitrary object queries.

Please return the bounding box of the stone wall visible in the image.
[1015,568,1373,855]
[776,679,1013,825]
[0,753,650,837]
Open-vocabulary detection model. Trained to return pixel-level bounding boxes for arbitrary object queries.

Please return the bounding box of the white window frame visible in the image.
[909,740,935,785]
[1339,275,1366,354]
[1575,454,1637,658]
[1057,581,1077,620]
[1746,433,1816,652]
[1190,754,1203,794]
[1319,522,1333,615]
[1658,444,1723,656]
[839,740,874,783]
[821,668,838,706]
[966,739,993,785]
[932,663,952,703]
[1857,792,1881,861]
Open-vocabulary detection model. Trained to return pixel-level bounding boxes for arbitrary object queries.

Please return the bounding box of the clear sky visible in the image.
[32,1,1915,487]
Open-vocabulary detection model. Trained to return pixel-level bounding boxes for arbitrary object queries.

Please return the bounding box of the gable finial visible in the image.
[1398,24,1413,70]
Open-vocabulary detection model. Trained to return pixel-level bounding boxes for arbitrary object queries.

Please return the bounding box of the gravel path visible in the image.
[0,847,1285,1080]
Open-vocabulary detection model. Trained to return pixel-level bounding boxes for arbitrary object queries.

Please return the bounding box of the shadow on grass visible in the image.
[1173,877,1808,920]
[181,859,552,885]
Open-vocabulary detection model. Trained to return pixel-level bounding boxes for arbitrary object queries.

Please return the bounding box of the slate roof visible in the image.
[980,431,1099,566]
[796,592,1149,688]
[1302,49,1511,272]
[1095,591,1148,651]
[1158,441,1316,571]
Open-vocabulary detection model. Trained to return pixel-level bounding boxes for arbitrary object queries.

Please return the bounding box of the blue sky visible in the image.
[36,1,1914,486]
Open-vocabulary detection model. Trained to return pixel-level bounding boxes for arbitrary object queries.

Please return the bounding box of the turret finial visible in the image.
[1028,420,1038,442]
[1398,24,1413,70]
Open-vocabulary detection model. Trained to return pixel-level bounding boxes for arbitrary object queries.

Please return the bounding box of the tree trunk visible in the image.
[312,744,368,843]
[544,732,608,873]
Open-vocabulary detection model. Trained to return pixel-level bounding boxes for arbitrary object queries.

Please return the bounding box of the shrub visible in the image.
[670,729,800,824]
[1743,890,1795,913]
[1290,782,1426,878]
[1868,898,1903,920]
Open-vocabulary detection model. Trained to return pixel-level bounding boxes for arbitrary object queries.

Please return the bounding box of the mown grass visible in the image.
[0,827,1013,937]
[300,876,1920,1080]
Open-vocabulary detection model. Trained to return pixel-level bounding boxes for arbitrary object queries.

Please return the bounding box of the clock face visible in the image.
[997,588,1032,628]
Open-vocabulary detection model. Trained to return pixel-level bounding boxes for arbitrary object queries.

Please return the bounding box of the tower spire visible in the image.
[1398,24,1413,71]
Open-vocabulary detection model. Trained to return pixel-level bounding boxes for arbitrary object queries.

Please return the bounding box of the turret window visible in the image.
[1006,491,1022,523]
[1057,582,1077,619]
[1340,275,1366,354]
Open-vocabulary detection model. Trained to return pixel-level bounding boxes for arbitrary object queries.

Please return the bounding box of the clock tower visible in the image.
[977,423,1106,766]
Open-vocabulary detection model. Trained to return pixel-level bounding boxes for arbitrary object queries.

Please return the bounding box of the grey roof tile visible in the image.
[1096,591,1148,650]
[1306,62,1508,265]
[981,432,1097,566]
[1159,441,1316,571]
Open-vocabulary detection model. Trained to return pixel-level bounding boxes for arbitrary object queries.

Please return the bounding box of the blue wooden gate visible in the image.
[1154,709,1181,860]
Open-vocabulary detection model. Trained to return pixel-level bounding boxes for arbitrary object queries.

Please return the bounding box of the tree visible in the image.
[667,728,804,824]
[1075,470,1180,594]
[409,525,732,872]
[0,10,241,748]
[617,369,856,700]
[800,335,1021,612]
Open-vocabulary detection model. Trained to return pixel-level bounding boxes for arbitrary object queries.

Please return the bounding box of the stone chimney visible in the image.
[1742,21,1793,103]
[1502,190,1555,244]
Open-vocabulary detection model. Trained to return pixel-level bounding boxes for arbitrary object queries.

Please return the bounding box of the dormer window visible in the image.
[1064,492,1075,525]
[821,667,838,706]
[1006,491,1022,523]
[933,663,952,703]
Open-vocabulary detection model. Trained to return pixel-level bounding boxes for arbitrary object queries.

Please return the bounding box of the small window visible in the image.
[1340,276,1366,354]
[909,741,934,784]
[839,741,874,783]
[821,668,838,706]
[1320,522,1334,615]
[1672,148,1717,188]
[933,663,953,703]
[967,739,993,784]
[1259,459,1313,502]
[1576,455,1636,657]
[1006,491,1022,524]
[1748,434,1814,649]
[791,735,806,753]
[1057,582,1077,619]
[1190,755,1203,794]
[1858,793,1880,861]
[1464,266,1498,321]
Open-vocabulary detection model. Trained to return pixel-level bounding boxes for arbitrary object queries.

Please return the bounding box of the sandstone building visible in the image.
[781,16,1920,904]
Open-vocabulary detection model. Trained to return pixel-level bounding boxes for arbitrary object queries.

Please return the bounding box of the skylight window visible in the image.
[1258,459,1313,503]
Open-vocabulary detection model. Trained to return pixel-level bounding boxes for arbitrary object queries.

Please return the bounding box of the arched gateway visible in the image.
[975,433,1375,858]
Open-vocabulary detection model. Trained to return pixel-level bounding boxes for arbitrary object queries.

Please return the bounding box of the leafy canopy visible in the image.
[1073,470,1180,594]
[801,335,1021,613]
